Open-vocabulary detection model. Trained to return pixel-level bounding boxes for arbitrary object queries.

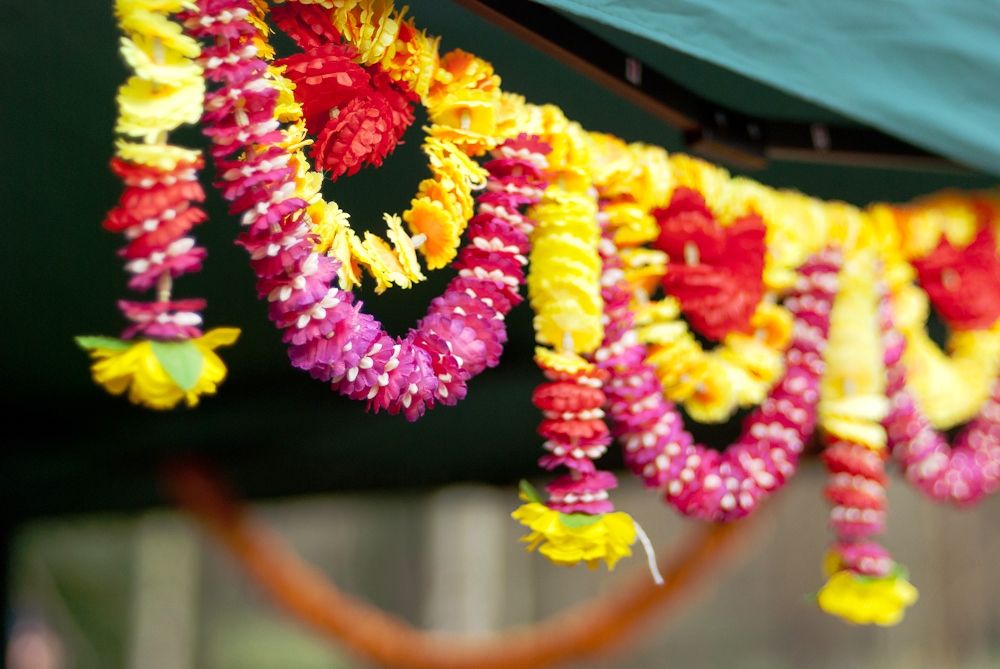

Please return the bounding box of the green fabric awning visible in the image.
[534,0,1000,175]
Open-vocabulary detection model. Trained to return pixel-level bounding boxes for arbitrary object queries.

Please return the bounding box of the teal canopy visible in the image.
[534,0,1000,176]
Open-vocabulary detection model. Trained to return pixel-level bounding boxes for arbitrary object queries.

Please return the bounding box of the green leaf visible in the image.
[559,512,602,529]
[75,335,130,351]
[519,480,542,504]
[150,340,204,391]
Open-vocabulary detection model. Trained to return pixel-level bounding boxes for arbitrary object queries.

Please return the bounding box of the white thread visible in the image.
[633,520,664,586]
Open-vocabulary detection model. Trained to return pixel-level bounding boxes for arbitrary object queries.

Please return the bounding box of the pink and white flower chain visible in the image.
[596,229,840,521]
[185,0,549,420]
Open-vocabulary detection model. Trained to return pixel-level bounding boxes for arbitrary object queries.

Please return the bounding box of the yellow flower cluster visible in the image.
[79,329,240,410]
[528,184,604,354]
[113,0,204,168]
[265,3,511,278]
[512,501,636,570]
[253,15,428,293]
[818,569,918,627]
[635,298,792,423]
[819,250,890,449]
[868,197,1000,429]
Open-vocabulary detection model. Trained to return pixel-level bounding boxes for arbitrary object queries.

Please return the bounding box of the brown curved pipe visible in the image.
[165,463,764,669]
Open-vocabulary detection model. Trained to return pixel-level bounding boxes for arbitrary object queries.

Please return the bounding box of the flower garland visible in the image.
[187,0,551,419]
[638,187,794,423]
[815,251,917,626]
[598,229,840,521]
[512,351,637,571]
[883,282,1000,504]
[869,198,1000,428]
[78,0,239,410]
[262,0,528,286]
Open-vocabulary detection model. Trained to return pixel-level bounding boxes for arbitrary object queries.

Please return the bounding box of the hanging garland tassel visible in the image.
[513,351,639,571]
[77,0,240,410]
[816,254,917,626]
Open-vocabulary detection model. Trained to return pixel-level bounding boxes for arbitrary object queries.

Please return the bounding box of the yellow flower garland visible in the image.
[261,1,530,290]
[868,197,1000,428]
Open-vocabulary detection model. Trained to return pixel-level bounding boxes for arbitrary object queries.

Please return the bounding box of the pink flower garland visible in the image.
[185,0,548,420]
[882,296,1000,504]
[596,229,840,521]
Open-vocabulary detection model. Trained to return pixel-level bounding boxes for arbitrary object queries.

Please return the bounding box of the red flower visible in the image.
[276,43,370,133]
[277,46,416,180]
[310,84,415,180]
[271,2,342,50]
[912,227,1000,330]
[653,187,766,340]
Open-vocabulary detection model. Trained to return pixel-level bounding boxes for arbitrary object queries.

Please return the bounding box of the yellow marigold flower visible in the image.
[279,119,312,154]
[637,321,689,346]
[647,335,708,402]
[116,75,205,140]
[267,65,303,123]
[381,25,438,99]
[333,0,400,66]
[430,49,500,104]
[820,394,890,450]
[634,297,681,326]
[329,226,365,291]
[623,143,672,211]
[428,89,500,156]
[605,201,659,247]
[720,333,785,387]
[424,137,488,191]
[384,214,425,283]
[310,200,351,256]
[620,248,668,294]
[818,570,918,626]
[404,195,461,270]
[534,347,595,376]
[347,229,393,294]
[532,304,604,354]
[512,502,636,570]
[77,329,240,410]
[115,140,200,170]
[362,232,413,290]
[117,9,201,58]
[684,355,738,423]
[586,132,633,195]
[895,193,978,259]
[119,35,202,86]
[749,302,793,350]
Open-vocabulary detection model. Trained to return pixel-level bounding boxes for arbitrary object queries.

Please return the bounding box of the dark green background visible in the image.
[1,0,993,520]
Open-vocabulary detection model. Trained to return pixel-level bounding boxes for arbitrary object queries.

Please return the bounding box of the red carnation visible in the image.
[276,43,370,133]
[271,2,342,50]
[912,227,1000,331]
[653,187,766,340]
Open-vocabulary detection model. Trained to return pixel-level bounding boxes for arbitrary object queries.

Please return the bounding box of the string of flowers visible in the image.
[637,187,794,424]
[883,292,1000,503]
[186,0,550,419]
[265,0,529,285]
[512,351,640,572]
[77,0,239,410]
[597,231,840,521]
[870,201,1000,429]
[816,257,917,626]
